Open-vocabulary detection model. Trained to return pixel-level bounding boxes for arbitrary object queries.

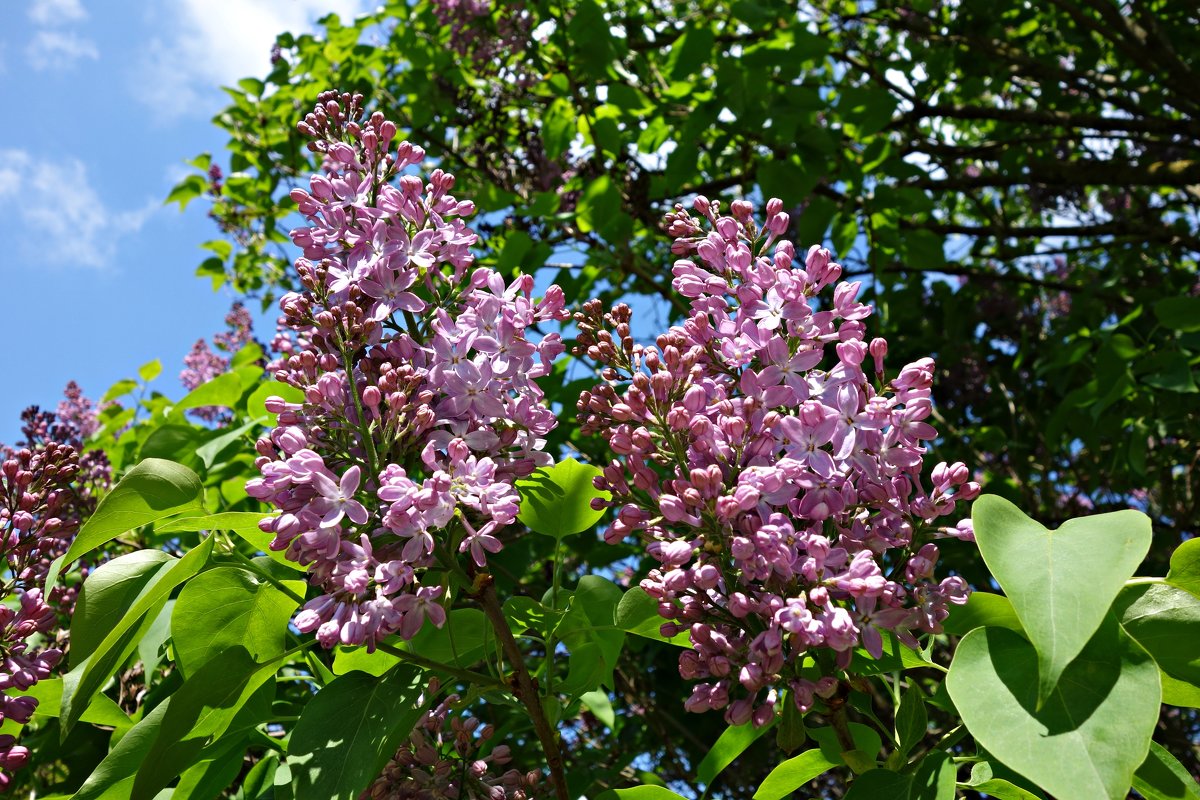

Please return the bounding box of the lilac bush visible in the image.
[248,92,568,651]
[576,197,980,726]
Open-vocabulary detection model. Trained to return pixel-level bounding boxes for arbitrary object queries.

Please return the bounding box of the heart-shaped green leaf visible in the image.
[1167,538,1200,599]
[972,495,1151,703]
[947,621,1159,800]
[516,457,610,540]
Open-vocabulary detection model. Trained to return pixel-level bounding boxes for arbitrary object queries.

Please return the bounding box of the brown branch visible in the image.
[904,102,1200,139]
[909,159,1200,190]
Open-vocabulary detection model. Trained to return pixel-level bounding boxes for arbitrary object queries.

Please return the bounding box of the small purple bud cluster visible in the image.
[431,0,532,73]
[181,302,258,422]
[576,197,979,726]
[249,92,567,651]
[364,687,541,799]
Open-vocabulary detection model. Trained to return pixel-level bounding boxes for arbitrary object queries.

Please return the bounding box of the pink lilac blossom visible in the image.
[248,92,567,651]
[0,382,112,787]
[181,302,258,423]
[363,683,542,799]
[575,196,980,726]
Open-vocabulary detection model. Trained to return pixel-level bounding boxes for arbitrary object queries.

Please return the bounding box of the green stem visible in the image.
[374,641,505,690]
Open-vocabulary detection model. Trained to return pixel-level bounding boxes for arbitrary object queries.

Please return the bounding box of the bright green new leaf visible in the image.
[60,458,205,567]
[1167,538,1200,599]
[70,549,174,667]
[131,647,276,799]
[942,591,1025,636]
[1133,741,1200,800]
[697,719,776,788]
[615,587,690,646]
[287,664,429,800]
[946,622,1159,800]
[138,359,162,382]
[61,536,215,734]
[580,689,616,729]
[972,494,1151,704]
[176,372,245,412]
[752,749,837,800]
[18,677,130,731]
[172,566,302,676]
[595,788,689,800]
[516,457,609,539]
[1162,672,1200,708]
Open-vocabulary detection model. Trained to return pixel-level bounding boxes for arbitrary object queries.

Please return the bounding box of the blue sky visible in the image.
[0,0,370,443]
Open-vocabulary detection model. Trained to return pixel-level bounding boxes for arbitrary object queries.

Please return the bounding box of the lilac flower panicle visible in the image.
[181,302,258,422]
[575,196,980,725]
[249,92,567,651]
[0,384,110,786]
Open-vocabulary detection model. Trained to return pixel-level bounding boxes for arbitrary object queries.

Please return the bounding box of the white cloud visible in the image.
[26,30,99,70]
[28,0,88,26]
[0,149,156,269]
[133,0,370,119]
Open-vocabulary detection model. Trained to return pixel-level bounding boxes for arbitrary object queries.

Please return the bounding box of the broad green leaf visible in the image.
[131,647,277,799]
[138,359,162,382]
[1133,741,1200,800]
[176,372,245,412]
[61,458,205,566]
[246,380,306,425]
[849,631,932,675]
[171,735,248,800]
[910,751,956,800]
[1114,582,1200,686]
[158,512,305,572]
[1155,296,1200,332]
[808,722,882,767]
[1161,672,1200,707]
[555,576,626,693]
[965,760,1046,799]
[946,622,1159,800]
[62,536,215,734]
[580,689,615,729]
[615,587,690,646]
[287,664,428,800]
[73,699,171,800]
[516,457,609,540]
[18,677,131,730]
[71,549,174,666]
[196,417,264,468]
[697,720,775,788]
[331,645,400,677]
[395,608,491,668]
[893,684,927,761]
[575,175,622,236]
[595,788,689,800]
[1167,539,1200,598]
[942,592,1025,636]
[753,749,837,800]
[172,566,302,676]
[843,769,912,799]
[972,495,1152,703]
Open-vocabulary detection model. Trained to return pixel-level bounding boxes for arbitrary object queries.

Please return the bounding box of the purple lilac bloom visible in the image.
[248,92,568,651]
[575,196,980,726]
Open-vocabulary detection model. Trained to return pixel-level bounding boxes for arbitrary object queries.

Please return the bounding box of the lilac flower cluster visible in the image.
[181,302,257,422]
[364,686,542,799]
[430,0,532,72]
[576,197,979,726]
[248,92,567,651]
[0,393,104,786]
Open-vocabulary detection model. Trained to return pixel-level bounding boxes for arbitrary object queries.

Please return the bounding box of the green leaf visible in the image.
[62,536,215,734]
[287,665,428,800]
[61,458,205,566]
[72,699,172,800]
[579,689,615,729]
[556,577,626,695]
[246,380,306,425]
[543,98,577,162]
[808,722,882,767]
[966,779,1045,800]
[843,769,912,799]
[972,495,1152,704]
[1167,539,1200,599]
[575,175,622,236]
[1115,582,1200,686]
[942,591,1025,636]
[697,720,775,788]
[18,677,131,730]
[753,749,837,800]
[594,788,689,800]
[138,359,162,382]
[171,567,302,676]
[946,622,1160,800]
[516,457,609,540]
[1133,740,1200,800]
[1154,296,1200,332]
[1162,671,1200,707]
[910,751,956,800]
[615,587,690,646]
[70,549,175,667]
[176,372,245,412]
[158,512,305,572]
[171,735,248,800]
[893,684,927,761]
[131,647,277,799]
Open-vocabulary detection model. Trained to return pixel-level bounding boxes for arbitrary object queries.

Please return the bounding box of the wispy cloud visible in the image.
[133,0,370,119]
[28,0,89,26]
[0,150,156,269]
[26,29,99,70]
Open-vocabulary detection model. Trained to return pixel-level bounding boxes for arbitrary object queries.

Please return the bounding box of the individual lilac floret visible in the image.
[575,196,980,726]
[249,92,568,651]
